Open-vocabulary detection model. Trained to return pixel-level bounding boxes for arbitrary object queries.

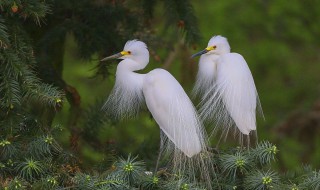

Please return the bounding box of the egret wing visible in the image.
[200,53,262,137]
[143,69,205,157]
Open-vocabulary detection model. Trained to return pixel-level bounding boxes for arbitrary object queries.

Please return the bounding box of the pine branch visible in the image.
[19,0,51,25]
[163,0,201,44]
[16,158,46,182]
[0,139,18,159]
[82,100,111,143]
[0,18,9,49]
[5,177,28,190]
[24,82,64,107]
[250,141,278,166]
[302,170,320,190]
[95,174,129,190]
[113,154,146,186]
[140,174,161,190]
[0,23,64,109]
[28,135,62,159]
[244,169,281,190]
[0,73,22,108]
[220,150,254,179]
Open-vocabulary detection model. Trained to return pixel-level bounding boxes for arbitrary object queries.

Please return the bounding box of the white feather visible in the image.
[102,63,145,119]
[192,54,219,98]
[143,69,205,157]
[103,40,215,189]
[219,54,257,133]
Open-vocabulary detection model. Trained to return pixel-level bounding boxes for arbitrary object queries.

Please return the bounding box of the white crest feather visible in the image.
[208,35,230,54]
[124,39,147,51]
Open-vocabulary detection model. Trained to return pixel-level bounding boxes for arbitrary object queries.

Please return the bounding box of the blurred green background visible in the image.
[48,0,320,171]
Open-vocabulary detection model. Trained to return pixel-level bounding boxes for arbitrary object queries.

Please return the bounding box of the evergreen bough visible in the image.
[1,0,320,190]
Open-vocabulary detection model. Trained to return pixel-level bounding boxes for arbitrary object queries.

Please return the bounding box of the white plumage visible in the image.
[102,40,206,157]
[101,40,215,189]
[192,54,219,99]
[192,35,263,139]
[143,69,203,157]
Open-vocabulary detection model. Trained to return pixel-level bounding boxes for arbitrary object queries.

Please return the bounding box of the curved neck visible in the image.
[114,56,149,95]
[201,53,220,62]
[117,54,149,72]
[116,59,146,87]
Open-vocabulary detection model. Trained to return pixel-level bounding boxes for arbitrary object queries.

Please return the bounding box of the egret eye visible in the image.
[128,51,131,54]
[213,45,216,49]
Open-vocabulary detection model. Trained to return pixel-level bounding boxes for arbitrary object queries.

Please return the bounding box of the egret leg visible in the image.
[154,146,164,174]
[215,133,224,150]
[239,134,243,148]
[254,130,258,145]
[154,130,166,174]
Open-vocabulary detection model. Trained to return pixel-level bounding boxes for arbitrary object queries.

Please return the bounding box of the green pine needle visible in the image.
[17,158,45,181]
[251,141,278,165]
[6,177,28,190]
[302,170,320,190]
[244,169,280,190]
[220,150,253,179]
[114,154,146,186]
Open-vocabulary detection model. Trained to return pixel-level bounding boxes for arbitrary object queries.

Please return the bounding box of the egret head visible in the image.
[100,40,149,66]
[191,35,230,58]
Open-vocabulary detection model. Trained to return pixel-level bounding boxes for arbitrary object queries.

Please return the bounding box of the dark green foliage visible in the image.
[5,177,28,190]
[301,169,320,190]
[0,14,63,111]
[163,0,201,44]
[82,100,112,143]
[0,139,18,159]
[251,141,278,165]
[244,169,280,190]
[28,135,62,158]
[0,18,9,47]
[220,150,254,179]
[140,174,161,189]
[1,0,320,189]
[113,154,146,186]
[17,158,45,181]
[0,0,50,23]
[142,0,157,18]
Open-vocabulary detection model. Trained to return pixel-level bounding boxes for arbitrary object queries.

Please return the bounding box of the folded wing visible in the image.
[143,69,206,157]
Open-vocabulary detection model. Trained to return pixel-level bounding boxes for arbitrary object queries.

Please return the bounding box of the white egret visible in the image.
[101,40,214,188]
[192,35,263,144]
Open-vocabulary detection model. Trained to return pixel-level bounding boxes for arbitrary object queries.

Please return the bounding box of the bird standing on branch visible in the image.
[101,40,214,188]
[192,35,263,145]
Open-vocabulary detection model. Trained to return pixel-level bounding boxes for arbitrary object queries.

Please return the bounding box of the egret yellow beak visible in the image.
[191,46,216,58]
[100,51,131,62]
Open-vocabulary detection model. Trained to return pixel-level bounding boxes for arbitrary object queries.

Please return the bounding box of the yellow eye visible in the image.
[120,51,131,55]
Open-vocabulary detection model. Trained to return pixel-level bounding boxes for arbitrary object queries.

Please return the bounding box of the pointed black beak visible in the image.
[100,52,123,62]
[191,49,209,58]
